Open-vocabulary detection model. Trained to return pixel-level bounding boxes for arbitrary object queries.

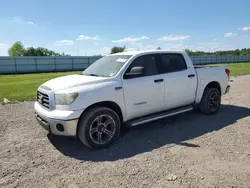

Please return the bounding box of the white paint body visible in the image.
[34,50,230,136]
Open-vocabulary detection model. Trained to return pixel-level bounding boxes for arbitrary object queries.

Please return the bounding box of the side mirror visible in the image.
[125,66,144,79]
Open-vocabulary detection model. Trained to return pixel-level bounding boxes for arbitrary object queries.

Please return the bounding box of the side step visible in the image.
[129,105,193,127]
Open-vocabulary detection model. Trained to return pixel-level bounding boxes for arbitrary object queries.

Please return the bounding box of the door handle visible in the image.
[154,79,164,83]
[188,74,195,78]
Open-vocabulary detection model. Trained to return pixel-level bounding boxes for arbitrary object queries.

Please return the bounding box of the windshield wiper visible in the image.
[82,73,99,77]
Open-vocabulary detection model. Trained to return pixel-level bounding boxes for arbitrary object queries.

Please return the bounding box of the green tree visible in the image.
[18,45,71,56]
[23,47,37,56]
[184,49,193,55]
[8,41,71,56]
[92,54,102,57]
[184,48,250,56]
[110,46,126,54]
[8,41,25,56]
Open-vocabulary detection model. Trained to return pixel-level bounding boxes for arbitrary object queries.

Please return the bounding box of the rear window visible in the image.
[160,53,187,73]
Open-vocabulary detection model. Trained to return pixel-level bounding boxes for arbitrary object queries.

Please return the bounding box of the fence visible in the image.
[191,55,250,65]
[0,56,101,74]
[0,55,250,74]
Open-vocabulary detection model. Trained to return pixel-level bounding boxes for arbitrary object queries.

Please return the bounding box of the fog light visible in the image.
[56,124,64,132]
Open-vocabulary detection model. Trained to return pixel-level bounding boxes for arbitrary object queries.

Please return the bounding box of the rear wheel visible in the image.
[78,107,121,149]
[200,88,221,115]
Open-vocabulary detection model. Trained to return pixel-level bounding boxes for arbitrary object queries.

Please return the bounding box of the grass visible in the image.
[0,71,81,102]
[0,62,250,102]
[214,62,250,76]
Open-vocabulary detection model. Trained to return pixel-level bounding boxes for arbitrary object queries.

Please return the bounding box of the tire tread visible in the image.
[200,88,221,115]
[78,106,120,149]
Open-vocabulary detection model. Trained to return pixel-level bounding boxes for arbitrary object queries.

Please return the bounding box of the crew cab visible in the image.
[34,50,230,149]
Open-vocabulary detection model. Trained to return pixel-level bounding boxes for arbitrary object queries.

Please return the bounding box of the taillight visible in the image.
[225,68,230,77]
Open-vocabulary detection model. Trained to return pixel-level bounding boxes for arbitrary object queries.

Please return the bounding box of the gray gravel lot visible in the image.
[1,75,250,188]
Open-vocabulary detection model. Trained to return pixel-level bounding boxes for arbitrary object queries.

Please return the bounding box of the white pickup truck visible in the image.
[34,50,230,149]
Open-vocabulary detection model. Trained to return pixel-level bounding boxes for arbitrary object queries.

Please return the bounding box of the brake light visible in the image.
[225,68,230,77]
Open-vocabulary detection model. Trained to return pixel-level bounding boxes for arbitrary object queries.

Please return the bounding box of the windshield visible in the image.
[82,55,132,77]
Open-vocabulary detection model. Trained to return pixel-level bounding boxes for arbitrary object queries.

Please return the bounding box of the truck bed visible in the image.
[194,64,229,104]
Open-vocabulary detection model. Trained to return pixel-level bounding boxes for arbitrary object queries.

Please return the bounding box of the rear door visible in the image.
[158,53,197,110]
[122,54,165,120]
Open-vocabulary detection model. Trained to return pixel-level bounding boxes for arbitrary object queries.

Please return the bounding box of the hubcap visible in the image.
[208,92,220,111]
[89,115,116,145]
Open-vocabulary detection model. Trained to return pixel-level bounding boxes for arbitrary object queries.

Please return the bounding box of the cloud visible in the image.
[126,45,157,51]
[158,35,190,41]
[161,43,188,50]
[55,40,74,46]
[112,36,149,43]
[11,16,35,25]
[193,42,231,52]
[77,35,101,40]
[140,45,156,50]
[126,48,138,52]
[224,32,237,37]
[80,44,156,55]
[130,42,142,45]
[78,46,110,56]
[0,43,9,49]
[12,16,23,21]
[239,26,250,31]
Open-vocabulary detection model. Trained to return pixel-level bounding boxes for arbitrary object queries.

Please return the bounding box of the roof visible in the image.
[110,49,185,56]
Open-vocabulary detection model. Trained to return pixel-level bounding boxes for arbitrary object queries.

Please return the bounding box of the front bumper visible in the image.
[34,102,82,136]
[35,112,78,136]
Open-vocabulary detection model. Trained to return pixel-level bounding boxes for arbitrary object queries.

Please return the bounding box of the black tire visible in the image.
[77,106,121,149]
[200,88,221,115]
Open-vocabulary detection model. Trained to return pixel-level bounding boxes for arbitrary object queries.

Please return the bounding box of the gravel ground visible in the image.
[1,75,250,188]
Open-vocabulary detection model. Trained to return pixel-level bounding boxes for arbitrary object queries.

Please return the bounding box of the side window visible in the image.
[160,53,187,73]
[124,54,159,79]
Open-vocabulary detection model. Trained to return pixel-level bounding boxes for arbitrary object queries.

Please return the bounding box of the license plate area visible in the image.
[35,113,51,132]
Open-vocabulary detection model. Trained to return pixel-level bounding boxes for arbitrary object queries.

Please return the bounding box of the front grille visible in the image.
[37,91,50,109]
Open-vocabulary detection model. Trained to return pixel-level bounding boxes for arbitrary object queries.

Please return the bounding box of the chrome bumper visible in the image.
[35,112,78,136]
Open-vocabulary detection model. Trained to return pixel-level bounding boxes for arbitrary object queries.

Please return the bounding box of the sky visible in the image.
[0,0,250,56]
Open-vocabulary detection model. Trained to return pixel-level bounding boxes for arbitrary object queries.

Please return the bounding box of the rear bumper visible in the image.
[34,102,83,136]
[225,85,230,94]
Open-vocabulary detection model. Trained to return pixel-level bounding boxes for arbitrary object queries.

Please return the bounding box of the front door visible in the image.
[122,54,165,120]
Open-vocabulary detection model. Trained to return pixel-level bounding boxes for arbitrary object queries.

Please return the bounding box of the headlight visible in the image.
[55,93,79,105]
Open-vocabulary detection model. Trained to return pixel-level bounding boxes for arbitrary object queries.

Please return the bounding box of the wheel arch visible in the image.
[195,81,222,106]
[204,81,221,94]
[77,101,124,134]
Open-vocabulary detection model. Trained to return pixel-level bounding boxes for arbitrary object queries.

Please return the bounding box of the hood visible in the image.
[40,74,108,92]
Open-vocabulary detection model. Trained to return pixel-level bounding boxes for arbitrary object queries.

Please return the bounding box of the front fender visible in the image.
[70,81,127,121]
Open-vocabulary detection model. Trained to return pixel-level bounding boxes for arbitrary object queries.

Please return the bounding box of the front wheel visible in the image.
[78,107,121,149]
[200,88,221,115]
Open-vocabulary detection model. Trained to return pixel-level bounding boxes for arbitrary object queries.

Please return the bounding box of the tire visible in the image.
[200,88,221,115]
[77,106,121,149]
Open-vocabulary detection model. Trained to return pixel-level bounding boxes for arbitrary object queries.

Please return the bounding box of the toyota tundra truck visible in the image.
[34,50,230,149]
